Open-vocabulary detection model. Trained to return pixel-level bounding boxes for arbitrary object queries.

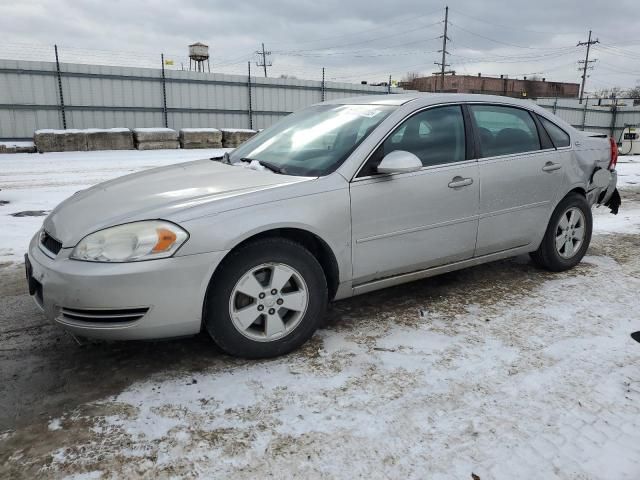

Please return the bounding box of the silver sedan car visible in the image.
[26,94,620,358]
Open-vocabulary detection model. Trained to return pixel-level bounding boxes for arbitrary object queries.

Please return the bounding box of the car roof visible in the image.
[325,93,540,110]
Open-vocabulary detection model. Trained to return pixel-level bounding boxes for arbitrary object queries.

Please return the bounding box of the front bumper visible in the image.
[26,233,228,340]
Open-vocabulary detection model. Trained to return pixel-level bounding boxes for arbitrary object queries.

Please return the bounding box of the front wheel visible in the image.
[204,238,328,358]
[530,192,593,272]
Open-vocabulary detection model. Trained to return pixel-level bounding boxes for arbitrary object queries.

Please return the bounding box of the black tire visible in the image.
[204,237,328,358]
[530,192,592,272]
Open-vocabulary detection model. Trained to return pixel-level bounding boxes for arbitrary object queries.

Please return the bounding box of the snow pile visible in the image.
[34,129,86,134]
[180,128,221,133]
[132,128,177,134]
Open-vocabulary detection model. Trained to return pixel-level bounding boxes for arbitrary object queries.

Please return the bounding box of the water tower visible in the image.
[189,42,210,72]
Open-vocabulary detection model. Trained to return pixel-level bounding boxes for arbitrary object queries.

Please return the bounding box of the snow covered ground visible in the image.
[0,152,639,479]
[0,148,228,263]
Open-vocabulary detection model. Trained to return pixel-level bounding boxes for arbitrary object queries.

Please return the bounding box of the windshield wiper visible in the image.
[238,157,285,174]
[210,151,230,164]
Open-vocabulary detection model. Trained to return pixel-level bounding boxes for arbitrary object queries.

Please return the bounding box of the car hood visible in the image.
[44,159,311,246]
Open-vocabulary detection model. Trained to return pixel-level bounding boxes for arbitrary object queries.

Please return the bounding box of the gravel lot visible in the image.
[1,152,639,479]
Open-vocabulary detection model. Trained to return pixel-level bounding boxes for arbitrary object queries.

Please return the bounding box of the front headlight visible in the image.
[70,220,189,262]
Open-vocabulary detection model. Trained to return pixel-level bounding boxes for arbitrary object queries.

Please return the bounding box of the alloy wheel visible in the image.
[229,263,309,342]
[555,207,586,259]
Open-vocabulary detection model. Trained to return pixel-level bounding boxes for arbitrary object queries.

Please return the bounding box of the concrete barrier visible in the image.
[133,128,178,143]
[86,128,134,151]
[34,129,88,153]
[179,128,222,149]
[133,128,179,150]
[221,128,258,148]
[136,141,180,151]
[26,125,256,153]
[1,142,36,154]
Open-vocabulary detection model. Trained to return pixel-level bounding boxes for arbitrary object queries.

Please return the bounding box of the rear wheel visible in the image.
[204,238,327,358]
[530,193,592,272]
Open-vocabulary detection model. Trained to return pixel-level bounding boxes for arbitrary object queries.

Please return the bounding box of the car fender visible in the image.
[177,187,353,284]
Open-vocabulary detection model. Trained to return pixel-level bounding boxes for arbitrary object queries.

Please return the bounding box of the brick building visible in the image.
[401,74,579,99]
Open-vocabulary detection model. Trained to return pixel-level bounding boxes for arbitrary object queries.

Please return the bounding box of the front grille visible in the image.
[41,231,62,255]
[60,307,149,323]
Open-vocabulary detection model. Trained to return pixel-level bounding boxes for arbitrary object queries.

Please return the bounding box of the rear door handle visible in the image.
[448,176,474,188]
[542,162,562,172]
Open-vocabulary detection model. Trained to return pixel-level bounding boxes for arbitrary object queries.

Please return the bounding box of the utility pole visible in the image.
[577,30,599,104]
[160,53,168,128]
[433,6,454,92]
[54,44,66,129]
[255,42,272,78]
[247,61,253,129]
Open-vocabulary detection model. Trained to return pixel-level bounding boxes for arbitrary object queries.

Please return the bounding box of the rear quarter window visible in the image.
[538,116,571,148]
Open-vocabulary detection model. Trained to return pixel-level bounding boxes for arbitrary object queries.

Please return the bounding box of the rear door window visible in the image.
[469,105,541,157]
[538,116,571,147]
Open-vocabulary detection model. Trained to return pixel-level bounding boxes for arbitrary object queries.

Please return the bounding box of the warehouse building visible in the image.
[401,74,579,99]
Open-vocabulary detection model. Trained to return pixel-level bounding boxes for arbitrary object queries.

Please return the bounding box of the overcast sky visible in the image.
[2,0,639,92]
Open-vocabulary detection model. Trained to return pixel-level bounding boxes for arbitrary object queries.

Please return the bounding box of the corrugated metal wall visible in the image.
[0,59,407,139]
[3,58,639,142]
[534,97,640,141]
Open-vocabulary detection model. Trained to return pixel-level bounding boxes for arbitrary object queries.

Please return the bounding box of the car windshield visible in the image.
[228,104,396,176]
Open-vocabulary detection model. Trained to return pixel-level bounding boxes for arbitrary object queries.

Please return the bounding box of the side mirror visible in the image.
[377,150,422,174]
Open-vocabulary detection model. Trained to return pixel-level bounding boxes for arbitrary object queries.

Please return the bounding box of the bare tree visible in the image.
[594,86,624,99]
[626,82,640,104]
[402,71,422,82]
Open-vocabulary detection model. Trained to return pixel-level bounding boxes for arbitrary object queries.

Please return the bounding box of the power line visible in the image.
[596,61,640,76]
[451,48,576,64]
[448,22,575,50]
[278,48,440,59]
[595,44,640,60]
[274,22,441,54]
[330,60,432,80]
[447,8,585,35]
[275,35,442,58]
[269,8,444,48]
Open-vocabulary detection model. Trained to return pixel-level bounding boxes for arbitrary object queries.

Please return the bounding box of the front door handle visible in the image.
[448,176,474,188]
[542,162,562,172]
